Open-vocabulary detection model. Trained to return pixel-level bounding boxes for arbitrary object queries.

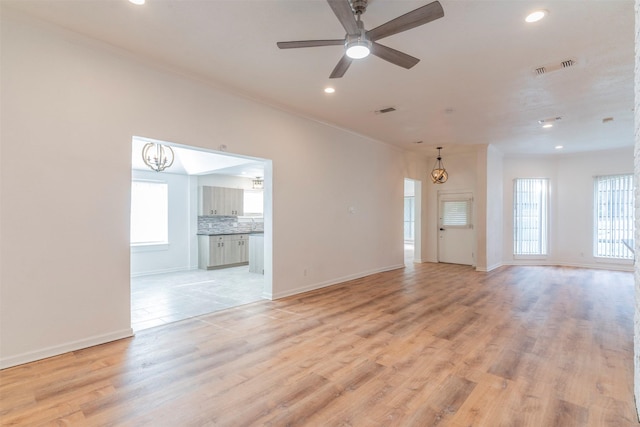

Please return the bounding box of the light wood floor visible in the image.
[1,263,637,426]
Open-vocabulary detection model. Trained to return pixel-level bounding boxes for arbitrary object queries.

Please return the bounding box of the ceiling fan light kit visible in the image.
[345,37,371,59]
[277,0,444,78]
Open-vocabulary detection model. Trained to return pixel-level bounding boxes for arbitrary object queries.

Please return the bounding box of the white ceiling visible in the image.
[132,137,265,176]
[5,0,635,157]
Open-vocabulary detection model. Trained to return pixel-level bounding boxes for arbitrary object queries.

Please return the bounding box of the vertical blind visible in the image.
[594,174,634,259]
[513,178,548,255]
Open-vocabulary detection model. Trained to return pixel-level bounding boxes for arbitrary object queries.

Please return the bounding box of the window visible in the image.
[404,196,415,241]
[130,180,168,245]
[441,200,472,228]
[243,189,264,216]
[594,174,634,259]
[513,178,548,256]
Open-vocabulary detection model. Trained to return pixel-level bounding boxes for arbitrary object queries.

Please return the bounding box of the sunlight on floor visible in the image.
[404,242,414,264]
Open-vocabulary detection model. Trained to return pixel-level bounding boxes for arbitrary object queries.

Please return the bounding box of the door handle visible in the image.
[439,228,445,231]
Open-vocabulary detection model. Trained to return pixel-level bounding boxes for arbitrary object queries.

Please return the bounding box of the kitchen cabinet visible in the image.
[227,234,248,264]
[198,234,249,269]
[200,186,243,216]
[223,188,244,216]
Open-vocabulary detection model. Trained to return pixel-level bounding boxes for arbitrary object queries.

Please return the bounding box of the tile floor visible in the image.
[131,266,266,332]
[132,243,412,332]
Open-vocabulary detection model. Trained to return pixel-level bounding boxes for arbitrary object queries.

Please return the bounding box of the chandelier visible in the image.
[252,177,264,190]
[142,143,174,172]
[430,146,448,184]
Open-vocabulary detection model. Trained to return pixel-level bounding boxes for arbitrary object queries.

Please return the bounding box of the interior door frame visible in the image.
[404,178,422,264]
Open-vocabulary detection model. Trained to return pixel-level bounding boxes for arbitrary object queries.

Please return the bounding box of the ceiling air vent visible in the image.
[534,58,577,75]
[375,107,396,114]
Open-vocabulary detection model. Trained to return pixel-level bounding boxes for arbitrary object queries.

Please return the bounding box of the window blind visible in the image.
[513,178,548,256]
[441,200,471,227]
[594,174,634,259]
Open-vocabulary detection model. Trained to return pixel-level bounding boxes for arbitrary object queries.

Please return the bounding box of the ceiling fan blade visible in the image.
[370,42,420,69]
[367,0,444,41]
[277,39,345,49]
[329,55,353,78]
[327,0,359,35]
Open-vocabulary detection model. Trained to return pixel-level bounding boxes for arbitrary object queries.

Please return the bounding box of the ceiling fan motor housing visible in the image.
[277,0,445,78]
[351,0,368,16]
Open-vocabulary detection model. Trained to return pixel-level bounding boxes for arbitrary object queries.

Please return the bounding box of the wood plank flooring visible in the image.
[1,263,638,426]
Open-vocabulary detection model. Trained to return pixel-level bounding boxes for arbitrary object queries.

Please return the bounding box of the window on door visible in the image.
[513,178,548,256]
[441,199,472,228]
[130,180,168,245]
[594,174,634,259]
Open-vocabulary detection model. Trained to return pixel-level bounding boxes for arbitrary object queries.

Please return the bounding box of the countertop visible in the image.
[197,231,264,236]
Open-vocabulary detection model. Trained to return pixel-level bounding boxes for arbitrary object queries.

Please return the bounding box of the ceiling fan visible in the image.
[276,0,444,78]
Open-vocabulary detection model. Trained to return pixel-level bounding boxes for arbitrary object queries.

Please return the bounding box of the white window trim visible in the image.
[593,173,634,260]
[131,243,170,252]
[513,178,549,258]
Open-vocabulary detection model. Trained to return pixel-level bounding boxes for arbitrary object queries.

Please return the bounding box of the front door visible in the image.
[438,192,474,265]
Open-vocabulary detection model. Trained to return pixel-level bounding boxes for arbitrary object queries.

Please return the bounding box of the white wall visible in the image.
[633,0,640,415]
[485,145,504,270]
[0,10,405,367]
[423,149,479,264]
[130,169,197,276]
[503,147,634,270]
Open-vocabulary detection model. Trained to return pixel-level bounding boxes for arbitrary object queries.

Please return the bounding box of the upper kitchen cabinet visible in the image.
[223,187,244,216]
[200,186,244,216]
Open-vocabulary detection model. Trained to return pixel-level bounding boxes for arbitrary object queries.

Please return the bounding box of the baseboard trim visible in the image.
[130,266,193,278]
[475,262,503,272]
[271,264,405,300]
[0,328,134,370]
[502,260,634,272]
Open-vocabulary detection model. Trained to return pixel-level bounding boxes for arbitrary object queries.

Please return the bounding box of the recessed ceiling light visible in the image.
[129,0,145,4]
[555,145,563,150]
[542,124,553,128]
[525,10,548,23]
[324,87,335,94]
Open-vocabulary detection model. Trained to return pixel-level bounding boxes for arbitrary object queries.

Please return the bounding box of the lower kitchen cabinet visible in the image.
[198,234,249,269]
[227,234,249,263]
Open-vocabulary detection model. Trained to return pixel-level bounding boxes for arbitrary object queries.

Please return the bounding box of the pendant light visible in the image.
[430,147,448,184]
[252,177,264,190]
[142,143,174,172]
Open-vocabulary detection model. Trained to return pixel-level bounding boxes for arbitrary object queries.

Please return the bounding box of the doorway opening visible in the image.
[130,136,272,331]
[404,178,421,265]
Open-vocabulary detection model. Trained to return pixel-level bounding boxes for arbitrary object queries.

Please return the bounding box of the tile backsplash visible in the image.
[198,216,264,234]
